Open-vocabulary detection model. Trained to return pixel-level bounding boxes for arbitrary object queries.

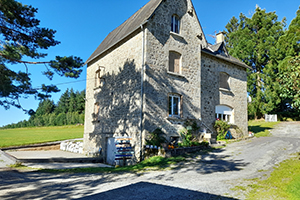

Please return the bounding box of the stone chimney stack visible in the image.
[216,32,225,44]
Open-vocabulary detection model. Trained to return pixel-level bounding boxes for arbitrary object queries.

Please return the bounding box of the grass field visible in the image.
[248,120,280,137]
[0,125,84,148]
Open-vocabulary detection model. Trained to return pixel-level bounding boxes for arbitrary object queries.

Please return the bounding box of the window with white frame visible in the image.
[171,15,180,34]
[169,94,181,117]
[215,105,233,123]
[219,72,230,90]
[169,51,181,74]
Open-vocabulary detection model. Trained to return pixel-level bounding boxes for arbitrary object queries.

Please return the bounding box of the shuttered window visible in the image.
[219,72,230,90]
[169,51,181,73]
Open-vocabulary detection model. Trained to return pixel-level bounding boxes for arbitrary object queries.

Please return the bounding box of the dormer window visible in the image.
[171,15,180,34]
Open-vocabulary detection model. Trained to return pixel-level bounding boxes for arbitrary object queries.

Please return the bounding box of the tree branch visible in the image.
[0,52,51,64]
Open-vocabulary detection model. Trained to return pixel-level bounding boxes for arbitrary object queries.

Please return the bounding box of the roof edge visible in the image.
[201,50,252,70]
[85,20,149,65]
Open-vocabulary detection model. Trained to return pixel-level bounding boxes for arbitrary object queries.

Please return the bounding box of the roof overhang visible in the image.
[201,49,252,70]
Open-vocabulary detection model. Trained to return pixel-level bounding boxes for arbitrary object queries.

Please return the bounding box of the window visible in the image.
[171,15,180,34]
[95,66,105,88]
[93,102,100,121]
[219,72,230,90]
[169,51,181,74]
[169,94,181,117]
[215,105,233,123]
[95,69,101,88]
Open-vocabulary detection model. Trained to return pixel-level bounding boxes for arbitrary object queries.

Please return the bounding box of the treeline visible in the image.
[1,89,85,129]
[225,6,300,119]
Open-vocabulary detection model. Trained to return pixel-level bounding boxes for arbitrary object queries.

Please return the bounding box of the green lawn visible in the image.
[245,154,300,199]
[248,120,280,137]
[0,125,84,148]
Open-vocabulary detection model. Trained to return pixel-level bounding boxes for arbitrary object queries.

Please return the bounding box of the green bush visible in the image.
[145,128,167,147]
[179,127,193,147]
[214,120,230,140]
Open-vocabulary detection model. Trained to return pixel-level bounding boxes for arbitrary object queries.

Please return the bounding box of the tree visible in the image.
[55,88,70,114]
[34,99,55,116]
[75,90,85,114]
[225,6,286,119]
[0,0,84,112]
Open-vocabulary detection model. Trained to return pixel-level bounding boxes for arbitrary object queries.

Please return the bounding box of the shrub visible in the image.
[214,120,230,140]
[179,127,193,147]
[145,128,167,147]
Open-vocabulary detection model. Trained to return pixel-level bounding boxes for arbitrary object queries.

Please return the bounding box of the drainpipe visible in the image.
[140,24,145,162]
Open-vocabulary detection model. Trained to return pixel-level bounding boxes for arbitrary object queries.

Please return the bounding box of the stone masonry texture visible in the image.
[84,0,248,164]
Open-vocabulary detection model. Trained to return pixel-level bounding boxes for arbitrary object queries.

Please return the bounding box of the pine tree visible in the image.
[55,89,70,114]
[225,7,286,119]
[35,99,55,116]
[0,0,83,112]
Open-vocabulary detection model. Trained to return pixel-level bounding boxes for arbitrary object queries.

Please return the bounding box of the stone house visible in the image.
[84,0,251,164]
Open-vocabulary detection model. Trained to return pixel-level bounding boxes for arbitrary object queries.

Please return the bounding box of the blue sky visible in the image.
[0,0,299,127]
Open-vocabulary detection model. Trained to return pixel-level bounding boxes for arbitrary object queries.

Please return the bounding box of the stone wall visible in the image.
[84,0,248,164]
[142,0,206,143]
[84,31,144,163]
[201,53,248,137]
[60,140,84,155]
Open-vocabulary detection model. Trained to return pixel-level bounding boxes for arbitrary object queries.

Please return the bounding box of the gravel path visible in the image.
[1,122,300,200]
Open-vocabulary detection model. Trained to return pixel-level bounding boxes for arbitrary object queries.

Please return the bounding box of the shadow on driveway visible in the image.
[79,181,237,200]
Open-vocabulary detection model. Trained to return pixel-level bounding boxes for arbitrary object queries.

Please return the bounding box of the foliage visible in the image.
[145,128,167,147]
[179,127,193,147]
[0,0,84,112]
[278,55,300,109]
[214,120,230,140]
[178,140,209,147]
[1,89,85,129]
[225,6,300,119]
[0,125,83,147]
[178,119,201,147]
[183,119,200,135]
[243,154,300,199]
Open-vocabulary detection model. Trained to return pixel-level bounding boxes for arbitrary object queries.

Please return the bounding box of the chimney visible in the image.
[216,32,225,44]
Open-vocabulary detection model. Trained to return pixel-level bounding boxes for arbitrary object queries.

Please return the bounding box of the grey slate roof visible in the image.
[86,0,162,64]
[202,43,252,70]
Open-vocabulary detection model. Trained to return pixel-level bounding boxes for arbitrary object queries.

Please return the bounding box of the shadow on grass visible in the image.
[248,121,280,137]
[249,125,271,134]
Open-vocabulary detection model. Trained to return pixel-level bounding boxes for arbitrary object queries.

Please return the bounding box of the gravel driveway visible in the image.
[1,122,300,200]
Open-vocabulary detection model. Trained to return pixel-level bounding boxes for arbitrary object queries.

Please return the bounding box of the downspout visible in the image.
[140,24,145,162]
[199,43,202,121]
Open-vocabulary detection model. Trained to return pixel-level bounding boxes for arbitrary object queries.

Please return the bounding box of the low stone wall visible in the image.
[144,145,210,158]
[60,139,83,154]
